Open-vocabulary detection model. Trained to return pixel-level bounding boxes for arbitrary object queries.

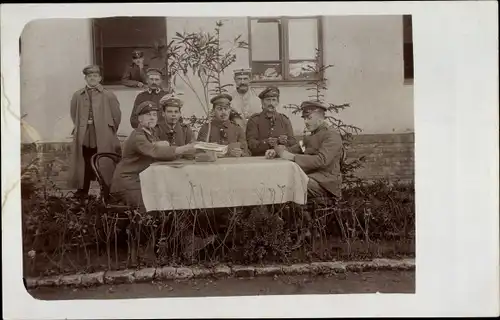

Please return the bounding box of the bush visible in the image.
[21,167,415,277]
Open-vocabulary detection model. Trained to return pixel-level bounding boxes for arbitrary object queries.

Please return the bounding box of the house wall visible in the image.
[20,16,414,188]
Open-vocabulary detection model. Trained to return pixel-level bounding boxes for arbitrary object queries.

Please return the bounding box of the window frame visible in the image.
[91,17,167,87]
[403,15,414,84]
[247,16,324,85]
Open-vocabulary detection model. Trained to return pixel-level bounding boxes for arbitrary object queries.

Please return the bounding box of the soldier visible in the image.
[130,68,171,131]
[121,50,148,88]
[229,68,261,126]
[69,65,122,198]
[110,101,196,211]
[197,93,250,157]
[246,86,296,156]
[157,96,194,146]
[265,100,343,202]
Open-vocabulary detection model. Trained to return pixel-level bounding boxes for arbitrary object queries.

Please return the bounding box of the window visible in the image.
[248,16,323,82]
[403,15,413,81]
[92,17,167,85]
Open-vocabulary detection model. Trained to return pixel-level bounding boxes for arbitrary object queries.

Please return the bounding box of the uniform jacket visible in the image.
[121,63,148,87]
[110,127,178,196]
[197,119,250,156]
[289,124,343,198]
[69,84,122,189]
[157,120,194,146]
[246,111,296,156]
[229,88,261,120]
[130,88,169,130]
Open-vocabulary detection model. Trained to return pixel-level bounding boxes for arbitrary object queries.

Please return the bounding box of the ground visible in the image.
[29,270,415,300]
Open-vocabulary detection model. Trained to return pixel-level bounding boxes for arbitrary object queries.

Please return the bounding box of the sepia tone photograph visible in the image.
[19,14,415,300]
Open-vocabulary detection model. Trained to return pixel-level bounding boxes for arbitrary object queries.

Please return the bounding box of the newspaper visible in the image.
[193,142,228,154]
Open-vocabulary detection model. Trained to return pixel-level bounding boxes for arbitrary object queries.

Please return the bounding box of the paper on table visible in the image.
[193,142,228,154]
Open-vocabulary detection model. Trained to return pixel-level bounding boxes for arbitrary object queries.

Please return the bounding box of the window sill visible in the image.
[404,78,414,86]
[250,80,318,88]
[103,84,143,91]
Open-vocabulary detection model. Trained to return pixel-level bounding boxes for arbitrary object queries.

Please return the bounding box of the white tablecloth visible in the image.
[139,157,309,211]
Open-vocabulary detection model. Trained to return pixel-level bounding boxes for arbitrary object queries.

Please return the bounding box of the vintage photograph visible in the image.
[20,14,415,299]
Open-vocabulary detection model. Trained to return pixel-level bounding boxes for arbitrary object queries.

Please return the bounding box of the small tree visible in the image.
[284,49,366,188]
[159,20,248,133]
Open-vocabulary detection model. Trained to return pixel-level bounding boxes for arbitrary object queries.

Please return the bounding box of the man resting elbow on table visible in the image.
[265,100,343,204]
[196,93,250,158]
[110,101,196,212]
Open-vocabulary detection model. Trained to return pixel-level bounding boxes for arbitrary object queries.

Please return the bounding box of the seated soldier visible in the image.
[110,100,196,212]
[157,95,194,146]
[265,100,343,204]
[197,93,250,158]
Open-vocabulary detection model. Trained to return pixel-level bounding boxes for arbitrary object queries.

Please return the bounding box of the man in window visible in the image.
[69,64,122,198]
[130,68,171,133]
[197,93,250,158]
[157,95,194,147]
[121,50,148,88]
[229,68,261,129]
[246,86,296,156]
[265,100,343,203]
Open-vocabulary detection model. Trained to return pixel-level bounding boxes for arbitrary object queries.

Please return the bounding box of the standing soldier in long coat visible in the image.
[246,86,296,156]
[265,100,343,202]
[69,65,122,198]
[197,93,250,157]
[157,96,194,146]
[129,68,172,132]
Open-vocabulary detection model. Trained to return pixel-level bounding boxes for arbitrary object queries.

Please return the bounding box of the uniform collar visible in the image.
[311,122,329,134]
[213,118,230,128]
[81,84,103,94]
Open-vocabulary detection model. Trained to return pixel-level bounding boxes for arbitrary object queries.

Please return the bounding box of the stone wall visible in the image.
[20,133,414,192]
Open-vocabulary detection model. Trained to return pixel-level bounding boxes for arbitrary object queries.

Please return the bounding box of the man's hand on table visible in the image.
[175,143,197,156]
[228,147,243,158]
[278,134,288,145]
[274,145,295,161]
[267,137,278,147]
[265,149,277,159]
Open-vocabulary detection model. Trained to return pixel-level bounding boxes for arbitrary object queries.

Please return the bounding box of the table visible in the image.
[139,157,309,211]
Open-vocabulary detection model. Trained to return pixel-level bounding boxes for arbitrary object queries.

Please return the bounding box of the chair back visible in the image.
[90,152,121,204]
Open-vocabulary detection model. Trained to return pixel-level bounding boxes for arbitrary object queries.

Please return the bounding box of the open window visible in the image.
[92,17,167,85]
[403,15,414,82]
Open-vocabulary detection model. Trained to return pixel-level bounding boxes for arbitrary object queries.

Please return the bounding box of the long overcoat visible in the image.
[69,85,122,189]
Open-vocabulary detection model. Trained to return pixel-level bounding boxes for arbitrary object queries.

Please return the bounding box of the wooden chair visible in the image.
[90,152,129,210]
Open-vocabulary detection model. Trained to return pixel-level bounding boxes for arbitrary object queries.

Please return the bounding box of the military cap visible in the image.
[210,93,233,106]
[82,65,101,76]
[161,96,183,109]
[132,50,144,59]
[233,68,252,77]
[300,100,328,117]
[146,67,163,76]
[136,101,158,116]
[258,86,280,100]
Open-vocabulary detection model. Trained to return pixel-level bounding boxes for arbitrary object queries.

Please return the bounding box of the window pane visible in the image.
[289,60,317,80]
[288,18,318,60]
[250,19,281,61]
[251,61,283,80]
[98,17,166,47]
